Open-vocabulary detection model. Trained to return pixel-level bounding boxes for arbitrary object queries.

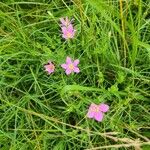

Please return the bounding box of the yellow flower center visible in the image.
[67,32,71,38]
[69,64,74,70]
[92,106,99,112]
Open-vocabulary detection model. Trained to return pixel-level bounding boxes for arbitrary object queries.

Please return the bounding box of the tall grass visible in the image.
[0,0,150,149]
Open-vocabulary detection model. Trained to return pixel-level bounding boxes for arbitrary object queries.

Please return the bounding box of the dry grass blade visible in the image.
[85,141,150,150]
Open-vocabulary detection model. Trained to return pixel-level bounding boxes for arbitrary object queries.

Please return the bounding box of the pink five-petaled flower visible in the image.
[44,61,55,74]
[61,25,76,40]
[87,103,109,122]
[60,17,72,27]
[61,56,80,75]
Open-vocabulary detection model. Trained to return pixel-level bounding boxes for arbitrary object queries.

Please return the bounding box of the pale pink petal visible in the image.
[94,111,103,122]
[60,17,72,27]
[48,70,53,74]
[73,67,80,73]
[65,17,69,25]
[73,59,79,66]
[62,27,67,34]
[61,64,67,69]
[45,68,50,72]
[89,103,97,110]
[62,34,68,39]
[68,24,74,32]
[65,68,72,75]
[62,31,74,39]
[44,65,50,71]
[66,57,72,64]
[60,18,66,26]
[99,104,109,112]
[87,110,95,118]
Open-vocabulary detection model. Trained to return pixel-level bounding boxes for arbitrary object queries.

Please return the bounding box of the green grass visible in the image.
[0,0,150,149]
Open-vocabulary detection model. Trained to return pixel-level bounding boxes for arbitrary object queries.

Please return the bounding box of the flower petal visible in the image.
[89,103,97,110]
[61,64,67,69]
[99,104,109,112]
[48,70,53,74]
[65,17,69,24]
[60,18,66,26]
[65,68,72,75]
[62,27,67,34]
[73,67,80,73]
[73,59,79,66]
[94,111,103,122]
[66,57,72,64]
[87,110,95,118]
[62,34,68,39]
[67,24,74,32]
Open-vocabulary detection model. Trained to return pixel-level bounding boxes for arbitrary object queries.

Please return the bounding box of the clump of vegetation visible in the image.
[0,0,150,149]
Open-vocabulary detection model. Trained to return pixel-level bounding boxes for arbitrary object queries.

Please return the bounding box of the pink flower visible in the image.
[44,61,55,74]
[61,24,76,40]
[60,17,72,27]
[61,56,80,75]
[60,17,76,40]
[87,103,109,122]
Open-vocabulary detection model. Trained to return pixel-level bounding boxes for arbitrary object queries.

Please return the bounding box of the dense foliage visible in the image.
[0,0,150,149]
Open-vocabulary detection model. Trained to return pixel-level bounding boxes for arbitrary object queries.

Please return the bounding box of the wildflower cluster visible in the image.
[44,16,109,122]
